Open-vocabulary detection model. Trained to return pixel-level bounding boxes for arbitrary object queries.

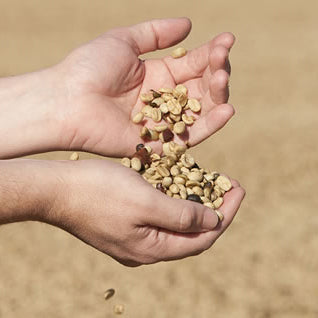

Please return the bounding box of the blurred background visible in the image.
[0,0,317,317]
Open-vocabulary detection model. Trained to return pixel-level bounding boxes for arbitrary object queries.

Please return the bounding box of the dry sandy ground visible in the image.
[0,0,318,317]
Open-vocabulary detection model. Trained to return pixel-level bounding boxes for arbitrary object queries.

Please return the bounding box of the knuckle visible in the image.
[213,45,228,58]
[179,206,196,232]
[215,69,229,86]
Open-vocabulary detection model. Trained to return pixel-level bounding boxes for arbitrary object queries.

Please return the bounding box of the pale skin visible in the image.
[0,18,245,266]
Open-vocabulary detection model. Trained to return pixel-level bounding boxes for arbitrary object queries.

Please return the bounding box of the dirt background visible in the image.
[0,0,318,317]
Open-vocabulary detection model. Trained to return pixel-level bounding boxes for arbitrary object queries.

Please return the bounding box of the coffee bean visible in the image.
[136,143,144,151]
[156,183,166,193]
[186,194,202,203]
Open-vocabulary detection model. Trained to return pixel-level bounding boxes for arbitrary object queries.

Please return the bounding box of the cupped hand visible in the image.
[50,160,245,266]
[57,18,235,157]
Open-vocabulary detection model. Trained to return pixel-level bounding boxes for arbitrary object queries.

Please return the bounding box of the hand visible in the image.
[49,160,245,266]
[57,18,235,157]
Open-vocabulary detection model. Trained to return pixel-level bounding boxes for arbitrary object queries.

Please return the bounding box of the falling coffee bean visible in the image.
[186,194,202,203]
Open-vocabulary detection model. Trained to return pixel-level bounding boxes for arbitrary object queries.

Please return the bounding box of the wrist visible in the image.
[0,67,67,158]
[0,160,65,225]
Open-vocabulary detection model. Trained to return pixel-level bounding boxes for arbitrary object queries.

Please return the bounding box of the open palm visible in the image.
[60,18,235,157]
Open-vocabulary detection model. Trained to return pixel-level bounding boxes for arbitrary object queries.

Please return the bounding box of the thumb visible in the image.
[141,191,220,233]
[109,18,192,55]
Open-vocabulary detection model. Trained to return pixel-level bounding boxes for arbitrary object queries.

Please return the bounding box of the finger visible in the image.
[199,69,230,110]
[209,45,231,75]
[156,182,245,261]
[209,69,230,105]
[141,192,220,233]
[214,184,246,236]
[187,103,235,146]
[164,32,235,83]
[109,18,192,55]
[155,230,216,261]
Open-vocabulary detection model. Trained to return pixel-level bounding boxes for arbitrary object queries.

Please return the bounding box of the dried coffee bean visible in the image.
[167,99,182,115]
[188,98,201,112]
[142,105,153,118]
[173,194,181,199]
[215,209,224,221]
[171,47,187,58]
[186,194,202,203]
[210,192,218,202]
[180,153,195,168]
[162,177,173,188]
[154,124,168,132]
[104,288,115,300]
[136,143,144,151]
[150,172,163,180]
[169,113,181,122]
[156,183,166,193]
[131,157,142,171]
[180,189,187,199]
[174,84,188,97]
[174,175,186,185]
[159,88,173,94]
[161,129,174,142]
[166,190,172,197]
[121,157,130,168]
[213,197,224,209]
[188,171,203,182]
[161,94,173,103]
[215,176,232,191]
[167,155,177,166]
[173,121,186,134]
[201,196,210,204]
[204,186,212,198]
[140,126,150,138]
[182,114,195,125]
[150,153,160,161]
[159,103,169,113]
[192,186,204,196]
[145,167,156,176]
[186,188,194,195]
[134,148,151,165]
[177,184,186,192]
[113,304,125,315]
[169,184,180,194]
[185,180,201,188]
[180,167,190,175]
[178,93,188,107]
[157,166,170,177]
[151,89,161,98]
[170,165,180,176]
[149,129,159,141]
[140,93,154,103]
[151,97,164,106]
[145,145,152,154]
[169,142,187,155]
[132,112,144,124]
[69,152,79,161]
[150,108,162,122]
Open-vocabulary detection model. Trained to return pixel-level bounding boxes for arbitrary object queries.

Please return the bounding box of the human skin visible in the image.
[0,159,245,267]
[0,18,234,159]
[0,18,245,266]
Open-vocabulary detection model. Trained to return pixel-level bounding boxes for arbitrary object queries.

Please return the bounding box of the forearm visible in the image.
[0,68,66,158]
[0,159,61,225]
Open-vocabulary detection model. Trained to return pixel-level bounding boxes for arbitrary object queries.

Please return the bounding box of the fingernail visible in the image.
[202,209,219,230]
